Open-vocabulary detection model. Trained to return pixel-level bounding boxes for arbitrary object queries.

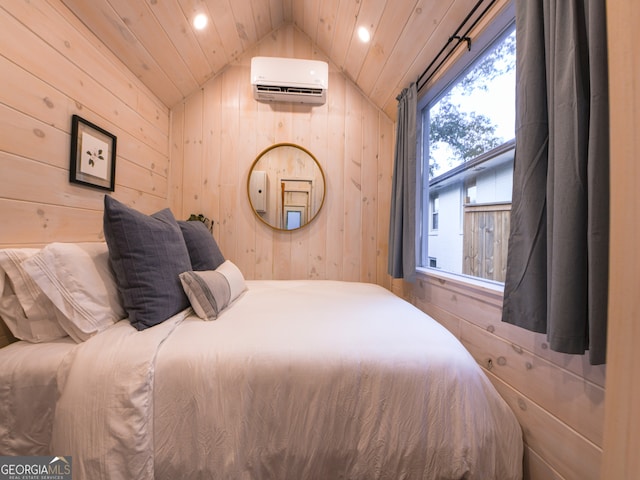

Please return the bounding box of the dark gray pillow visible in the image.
[178,220,225,271]
[103,196,192,330]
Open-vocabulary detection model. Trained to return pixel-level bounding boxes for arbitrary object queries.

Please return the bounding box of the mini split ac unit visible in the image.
[251,56,328,105]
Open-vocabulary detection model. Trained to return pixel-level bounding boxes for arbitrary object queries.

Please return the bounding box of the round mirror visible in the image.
[247,143,326,231]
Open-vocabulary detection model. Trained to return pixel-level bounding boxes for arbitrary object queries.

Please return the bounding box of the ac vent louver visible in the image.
[256,85,324,96]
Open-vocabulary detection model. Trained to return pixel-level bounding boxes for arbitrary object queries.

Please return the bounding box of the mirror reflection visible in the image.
[247,143,326,231]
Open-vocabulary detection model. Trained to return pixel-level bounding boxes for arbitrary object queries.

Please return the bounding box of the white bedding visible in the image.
[2,280,523,479]
[0,337,76,455]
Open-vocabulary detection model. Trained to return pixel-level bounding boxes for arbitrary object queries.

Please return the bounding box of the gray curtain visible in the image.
[502,0,609,365]
[388,83,417,280]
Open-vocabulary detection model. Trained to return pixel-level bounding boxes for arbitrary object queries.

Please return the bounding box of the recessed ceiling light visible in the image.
[193,13,208,30]
[357,26,371,43]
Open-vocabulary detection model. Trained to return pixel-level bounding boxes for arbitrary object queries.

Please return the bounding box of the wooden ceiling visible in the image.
[61,0,505,119]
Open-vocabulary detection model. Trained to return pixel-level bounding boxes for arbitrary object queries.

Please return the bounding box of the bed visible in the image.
[0,196,523,479]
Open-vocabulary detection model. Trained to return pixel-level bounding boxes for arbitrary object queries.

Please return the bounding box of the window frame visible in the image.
[416,2,515,288]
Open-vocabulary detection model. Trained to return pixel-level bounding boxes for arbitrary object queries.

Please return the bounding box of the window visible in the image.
[465,178,477,205]
[431,195,439,230]
[418,13,515,284]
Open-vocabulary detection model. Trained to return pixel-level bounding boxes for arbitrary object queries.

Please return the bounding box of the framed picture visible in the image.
[69,115,117,191]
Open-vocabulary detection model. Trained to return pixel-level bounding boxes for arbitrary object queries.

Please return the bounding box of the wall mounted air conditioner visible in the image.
[251,56,328,105]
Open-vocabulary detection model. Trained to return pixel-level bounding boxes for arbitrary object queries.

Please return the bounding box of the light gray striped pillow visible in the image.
[179,260,247,320]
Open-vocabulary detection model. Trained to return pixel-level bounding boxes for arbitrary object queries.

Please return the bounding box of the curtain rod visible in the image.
[416,0,497,93]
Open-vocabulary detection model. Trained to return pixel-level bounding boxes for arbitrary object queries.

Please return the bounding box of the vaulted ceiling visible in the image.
[61,0,504,120]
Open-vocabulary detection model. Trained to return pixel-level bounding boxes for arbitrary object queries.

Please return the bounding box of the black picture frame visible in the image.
[69,115,117,191]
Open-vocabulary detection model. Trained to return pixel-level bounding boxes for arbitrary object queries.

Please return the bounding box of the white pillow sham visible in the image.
[0,248,68,343]
[179,260,247,321]
[22,242,125,342]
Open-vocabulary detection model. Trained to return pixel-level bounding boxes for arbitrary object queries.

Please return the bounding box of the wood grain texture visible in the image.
[601,1,640,479]
[0,1,170,243]
[463,204,510,282]
[171,24,394,283]
[59,0,509,119]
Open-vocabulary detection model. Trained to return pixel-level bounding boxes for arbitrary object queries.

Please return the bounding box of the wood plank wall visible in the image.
[0,0,171,243]
[169,24,395,286]
[601,1,640,478]
[0,1,171,344]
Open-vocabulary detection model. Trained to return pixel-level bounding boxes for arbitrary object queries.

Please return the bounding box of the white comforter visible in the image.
[41,281,521,479]
[0,338,75,455]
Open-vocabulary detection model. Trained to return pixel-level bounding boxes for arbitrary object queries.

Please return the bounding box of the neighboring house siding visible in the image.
[429,184,463,273]
[477,161,513,203]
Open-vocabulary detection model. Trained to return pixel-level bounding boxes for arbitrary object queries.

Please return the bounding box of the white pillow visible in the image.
[0,248,68,343]
[22,242,125,342]
[179,260,247,321]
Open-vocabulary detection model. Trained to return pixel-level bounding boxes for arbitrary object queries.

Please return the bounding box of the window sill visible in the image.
[414,267,505,307]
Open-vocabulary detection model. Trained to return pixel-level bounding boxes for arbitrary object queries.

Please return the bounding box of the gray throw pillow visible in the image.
[178,220,225,271]
[179,260,247,321]
[103,196,192,330]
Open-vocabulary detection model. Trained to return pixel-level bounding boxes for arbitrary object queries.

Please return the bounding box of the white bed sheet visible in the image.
[0,337,76,455]
[3,280,523,479]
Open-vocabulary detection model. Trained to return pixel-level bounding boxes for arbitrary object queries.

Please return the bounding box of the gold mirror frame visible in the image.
[247,143,326,231]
